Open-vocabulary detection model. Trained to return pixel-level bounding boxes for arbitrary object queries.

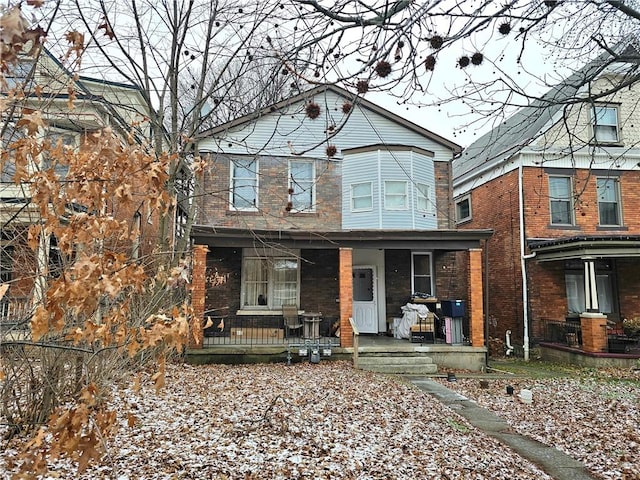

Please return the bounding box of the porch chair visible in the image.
[282,304,303,339]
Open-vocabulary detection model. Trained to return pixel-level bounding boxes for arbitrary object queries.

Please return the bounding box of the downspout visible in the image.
[518,164,535,361]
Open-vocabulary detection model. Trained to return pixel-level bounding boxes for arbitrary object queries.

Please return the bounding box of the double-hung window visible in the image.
[416,183,432,213]
[384,180,407,210]
[289,160,315,212]
[241,253,299,309]
[549,176,573,225]
[230,158,258,210]
[411,253,433,295]
[42,130,77,179]
[351,182,372,211]
[592,106,619,143]
[455,196,471,223]
[596,177,621,226]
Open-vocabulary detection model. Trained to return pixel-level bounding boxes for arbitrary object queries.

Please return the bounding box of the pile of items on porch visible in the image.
[392,295,465,345]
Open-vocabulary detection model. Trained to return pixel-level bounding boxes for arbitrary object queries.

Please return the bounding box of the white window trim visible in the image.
[591,105,621,144]
[455,195,472,223]
[416,183,434,213]
[240,249,301,311]
[596,177,622,226]
[288,159,316,213]
[229,158,259,211]
[384,180,408,211]
[350,181,373,212]
[548,175,574,226]
[411,252,434,296]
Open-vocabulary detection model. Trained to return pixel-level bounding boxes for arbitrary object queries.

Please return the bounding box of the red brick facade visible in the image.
[197,154,342,230]
[460,166,640,348]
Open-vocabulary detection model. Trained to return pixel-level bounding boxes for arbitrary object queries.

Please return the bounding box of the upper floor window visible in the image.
[549,176,573,225]
[41,130,77,178]
[2,61,34,92]
[416,183,432,213]
[596,177,621,226]
[592,106,619,143]
[230,158,258,210]
[384,180,407,210]
[351,182,372,212]
[455,196,471,223]
[0,245,13,284]
[289,160,315,212]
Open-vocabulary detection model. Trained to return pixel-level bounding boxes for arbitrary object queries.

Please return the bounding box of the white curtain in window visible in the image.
[565,274,585,314]
[243,258,267,306]
[566,273,613,314]
[272,259,297,307]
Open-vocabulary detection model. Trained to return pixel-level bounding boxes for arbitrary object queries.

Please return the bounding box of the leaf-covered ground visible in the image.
[436,368,640,480]
[1,361,553,480]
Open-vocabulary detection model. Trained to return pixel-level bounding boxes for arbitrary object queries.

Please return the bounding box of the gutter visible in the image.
[518,164,535,361]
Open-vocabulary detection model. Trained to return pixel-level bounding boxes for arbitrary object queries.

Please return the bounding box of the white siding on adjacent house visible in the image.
[342,149,438,230]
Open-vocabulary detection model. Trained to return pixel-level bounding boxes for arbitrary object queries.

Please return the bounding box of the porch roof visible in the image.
[528,235,640,261]
[192,225,493,250]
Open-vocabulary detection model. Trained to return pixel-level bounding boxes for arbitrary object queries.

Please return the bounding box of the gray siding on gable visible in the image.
[342,149,438,230]
[199,90,455,164]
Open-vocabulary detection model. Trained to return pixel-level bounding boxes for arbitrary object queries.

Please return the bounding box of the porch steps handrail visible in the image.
[349,317,359,368]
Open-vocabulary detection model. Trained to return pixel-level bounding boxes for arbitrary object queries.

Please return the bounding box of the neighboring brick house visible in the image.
[453,44,640,358]
[190,84,492,351]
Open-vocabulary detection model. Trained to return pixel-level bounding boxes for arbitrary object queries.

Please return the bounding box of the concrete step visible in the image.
[357,354,438,374]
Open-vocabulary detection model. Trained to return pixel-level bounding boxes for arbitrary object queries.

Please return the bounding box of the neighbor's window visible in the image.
[0,245,13,284]
[596,177,621,226]
[549,176,573,225]
[351,182,372,211]
[592,106,619,143]
[565,271,614,315]
[289,160,315,212]
[384,180,407,210]
[455,196,471,223]
[411,252,433,295]
[41,130,77,179]
[3,61,34,91]
[416,183,432,213]
[241,254,299,309]
[230,158,258,210]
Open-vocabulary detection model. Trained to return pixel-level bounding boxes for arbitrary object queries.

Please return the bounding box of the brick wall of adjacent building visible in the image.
[458,168,523,344]
[525,260,567,339]
[617,258,640,321]
[460,166,640,348]
[197,154,342,231]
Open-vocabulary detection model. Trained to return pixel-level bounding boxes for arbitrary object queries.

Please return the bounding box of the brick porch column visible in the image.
[580,312,608,353]
[468,248,485,347]
[338,247,353,348]
[190,244,209,349]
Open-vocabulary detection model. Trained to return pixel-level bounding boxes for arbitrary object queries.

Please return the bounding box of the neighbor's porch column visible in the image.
[190,244,209,349]
[581,258,608,352]
[468,248,485,347]
[338,247,353,348]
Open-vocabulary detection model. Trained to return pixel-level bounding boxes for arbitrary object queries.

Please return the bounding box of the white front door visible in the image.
[353,266,377,334]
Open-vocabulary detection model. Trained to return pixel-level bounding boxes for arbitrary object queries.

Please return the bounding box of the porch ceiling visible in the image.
[191,225,493,251]
[528,235,640,262]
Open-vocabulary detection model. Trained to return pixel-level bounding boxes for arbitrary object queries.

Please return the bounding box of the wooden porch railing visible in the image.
[0,296,31,326]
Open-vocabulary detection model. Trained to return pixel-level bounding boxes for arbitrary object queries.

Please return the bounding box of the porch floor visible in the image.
[189,333,488,371]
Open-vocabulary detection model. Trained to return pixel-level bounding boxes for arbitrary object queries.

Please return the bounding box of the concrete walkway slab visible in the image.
[410,378,598,480]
